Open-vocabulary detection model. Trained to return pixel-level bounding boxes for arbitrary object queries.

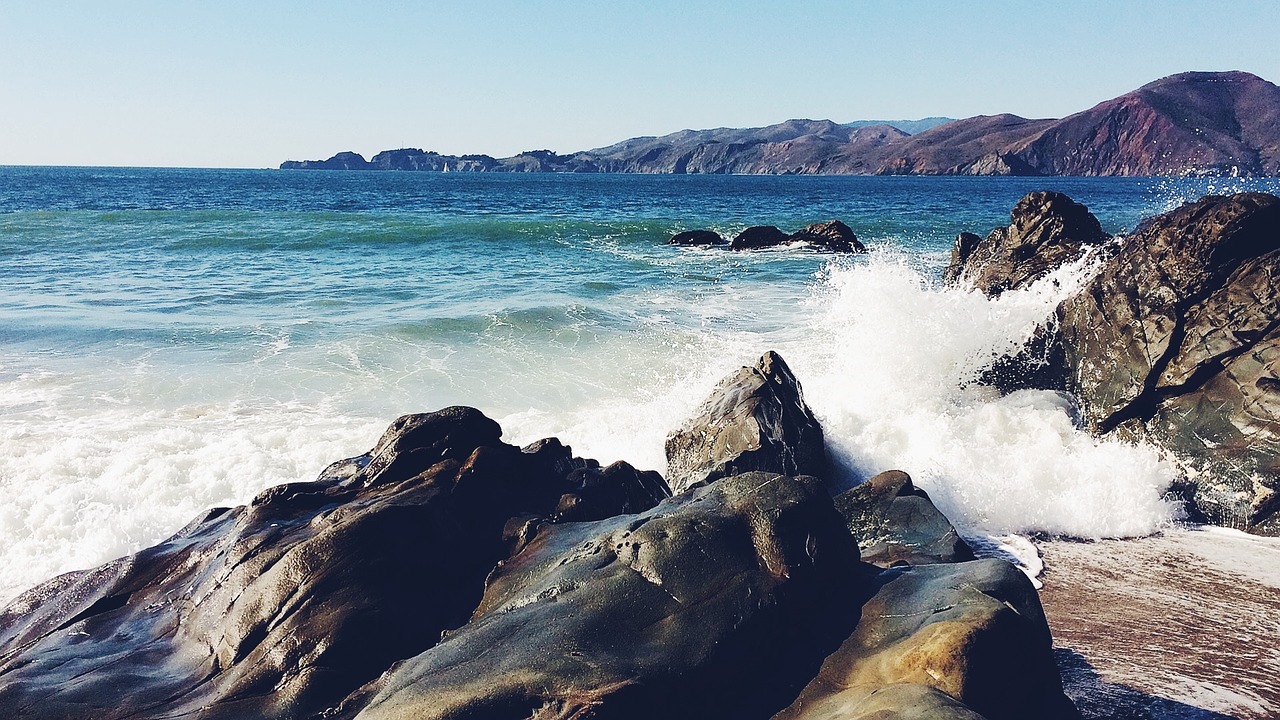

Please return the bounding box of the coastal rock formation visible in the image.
[664,351,828,495]
[349,471,863,720]
[790,220,866,253]
[834,470,974,566]
[668,229,725,246]
[282,72,1280,177]
[945,191,1110,296]
[776,559,1079,720]
[280,150,372,170]
[0,407,667,720]
[731,225,792,250]
[0,352,1081,719]
[1057,193,1280,532]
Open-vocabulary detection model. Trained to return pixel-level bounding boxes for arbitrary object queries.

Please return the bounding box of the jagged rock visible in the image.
[731,225,792,250]
[775,559,1079,720]
[946,191,1110,296]
[348,471,863,720]
[834,470,974,566]
[0,407,668,720]
[668,229,725,246]
[665,351,828,495]
[790,220,866,253]
[1058,192,1280,533]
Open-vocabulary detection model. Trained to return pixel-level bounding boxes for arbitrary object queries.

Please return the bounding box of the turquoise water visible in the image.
[1,167,1277,601]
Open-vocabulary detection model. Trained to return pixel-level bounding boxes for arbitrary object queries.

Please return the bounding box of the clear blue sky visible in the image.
[2,1,1277,168]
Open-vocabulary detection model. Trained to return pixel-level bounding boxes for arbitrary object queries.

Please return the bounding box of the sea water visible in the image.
[2,167,1277,603]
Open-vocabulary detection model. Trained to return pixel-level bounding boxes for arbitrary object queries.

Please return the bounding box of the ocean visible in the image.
[3,167,1279,604]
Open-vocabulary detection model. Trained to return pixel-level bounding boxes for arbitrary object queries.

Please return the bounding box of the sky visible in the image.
[2,1,1278,168]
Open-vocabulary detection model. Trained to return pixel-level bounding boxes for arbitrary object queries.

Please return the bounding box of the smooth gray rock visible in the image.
[349,472,863,720]
[835,470,974,566]
[664,351,829,495]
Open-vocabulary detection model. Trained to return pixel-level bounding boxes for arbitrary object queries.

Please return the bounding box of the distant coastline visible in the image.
[282,71,1280,177]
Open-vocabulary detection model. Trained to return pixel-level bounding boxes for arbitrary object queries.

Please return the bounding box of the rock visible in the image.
[279,150,371,170]
[349,472,864,720]
[731,225,792,250]
[834,470,974,566]
[1057,192,1280,533]
[668,229,725,246]
[946,191,1110,296]
[775,559,1079,720]
[0,407,668,720]
[790,220,866,253]
[665,351,829,495]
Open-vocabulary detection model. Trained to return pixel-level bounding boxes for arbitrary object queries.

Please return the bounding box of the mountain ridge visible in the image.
[281,71,1280,177]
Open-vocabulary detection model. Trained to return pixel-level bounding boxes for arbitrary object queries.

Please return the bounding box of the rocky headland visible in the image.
[4,190,1280,718]
[282,71,1280,177]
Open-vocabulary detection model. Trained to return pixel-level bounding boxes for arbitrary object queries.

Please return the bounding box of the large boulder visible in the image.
[0,407,668,720]
[790,220,866,253]
[945,191,1110,296]
[348,472,864,720]
[775,559,1079,720]
[665,351,829,495]
[1058,192,1280,533]
[834,470,974,566]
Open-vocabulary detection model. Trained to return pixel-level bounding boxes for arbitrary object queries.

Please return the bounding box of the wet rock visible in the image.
[834,470,974,566]
[0,407,667,720]
[349,471,864,720]
[776,559,1080,720]
[946,191,1110,296]
[1058,192,1280,532]
[790,220,866,253]
[665,351,829,495]
[731,224,792,250]
[668,229,725,246]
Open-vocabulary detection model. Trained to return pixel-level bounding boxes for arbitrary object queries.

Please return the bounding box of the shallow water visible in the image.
[2,168,1278,603]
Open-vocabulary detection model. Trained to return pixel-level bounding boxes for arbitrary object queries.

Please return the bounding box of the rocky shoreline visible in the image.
[2,189,1279,718]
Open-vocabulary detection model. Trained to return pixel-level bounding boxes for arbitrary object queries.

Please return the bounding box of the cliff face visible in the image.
[280,71,1280,176]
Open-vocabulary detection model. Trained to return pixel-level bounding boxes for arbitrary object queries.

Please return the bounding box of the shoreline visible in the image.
[1038,527,1280,719]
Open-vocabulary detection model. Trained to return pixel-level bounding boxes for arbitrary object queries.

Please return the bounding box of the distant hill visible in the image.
[842,117,955,135]
[281,71,1280,176]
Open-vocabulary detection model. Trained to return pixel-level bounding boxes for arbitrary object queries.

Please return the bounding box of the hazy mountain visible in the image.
[281,71,1280,176]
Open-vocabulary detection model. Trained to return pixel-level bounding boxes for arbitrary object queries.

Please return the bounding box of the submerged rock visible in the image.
[664,351,829,495]
[946,191,1110,296]
[668,229,725,246]
[834,470,974,566]
[1057,192,1280,533]
[731,225,792,250]
[790,220,866,253]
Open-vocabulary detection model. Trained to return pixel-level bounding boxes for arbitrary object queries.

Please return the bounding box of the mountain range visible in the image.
[281,71,1280,177]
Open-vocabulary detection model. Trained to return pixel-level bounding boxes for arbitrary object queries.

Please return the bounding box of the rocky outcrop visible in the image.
[350,471,863,720]
[0,407,667,720]
[731,225,792,250]
[664,351,828,495]
[776,559,1079,720]
[668,229,725,246]
[1057,193,1280,532]
[946,191,1110,296]
[834,470,974,566]
[790,220,866,253]
[0,354,1081,719]
[280,150,372,170]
